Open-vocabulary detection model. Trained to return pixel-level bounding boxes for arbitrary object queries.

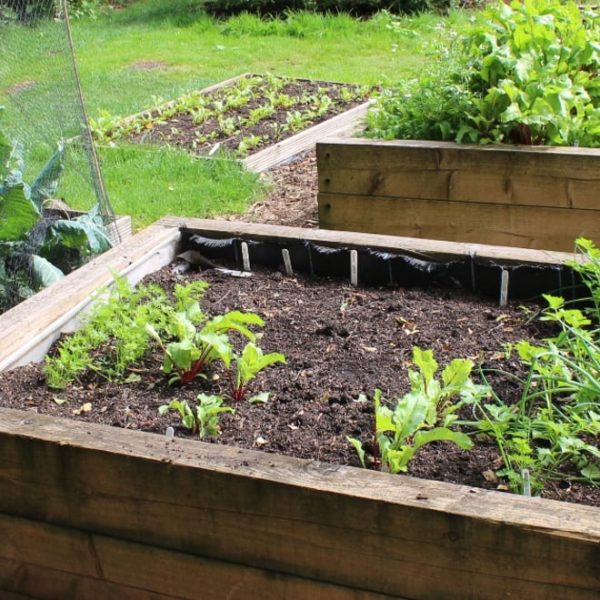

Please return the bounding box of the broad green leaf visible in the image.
[249,392,270,404]
[347,436,366,468]
[30,142,64,209]
[31,254,64,289]
[48,218,112,255]
[384,447,413,473]
[0,182,40,241]
[500,103,523,123]
[442,358,473,389]
[198,331,233,367]
[412,428,473,452]
[581,464,600,480]
[412,347,437,385]
[392,390,429,443]
[165,339,198,372]
[237,342,285,385]
[374,390,394,433]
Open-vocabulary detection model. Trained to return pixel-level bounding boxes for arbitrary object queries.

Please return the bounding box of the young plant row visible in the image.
[348,239,600,494]
[90,74,373,157]
[45,277,285,436]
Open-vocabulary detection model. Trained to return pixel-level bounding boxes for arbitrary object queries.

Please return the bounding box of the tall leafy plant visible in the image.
[367,0,600,147]
[0,107,112,310]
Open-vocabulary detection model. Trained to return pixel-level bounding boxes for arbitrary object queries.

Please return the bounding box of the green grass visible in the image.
[0,1,478,229]
[62,144,267,229]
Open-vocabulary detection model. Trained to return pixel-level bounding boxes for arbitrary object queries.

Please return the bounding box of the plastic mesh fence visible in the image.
[0,0,114,222]
[0,0,118,311]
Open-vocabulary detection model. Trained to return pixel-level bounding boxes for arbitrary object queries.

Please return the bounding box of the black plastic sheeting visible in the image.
[183,230,582,302]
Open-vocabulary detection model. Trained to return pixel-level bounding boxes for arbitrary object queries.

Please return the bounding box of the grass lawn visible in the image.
[0,0,477,229]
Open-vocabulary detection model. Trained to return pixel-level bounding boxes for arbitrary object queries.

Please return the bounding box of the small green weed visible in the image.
[159,394,234,438]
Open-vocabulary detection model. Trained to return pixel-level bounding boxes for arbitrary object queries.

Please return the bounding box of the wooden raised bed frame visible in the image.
[0,218,598,600]
[317,137,600,252]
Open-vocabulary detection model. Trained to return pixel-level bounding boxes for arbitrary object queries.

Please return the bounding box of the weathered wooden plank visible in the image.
[0,409,598,600]
[318,193,600,251]
[0,223,180,371]
[317,138,600,180]
[318,166,600,210]
[0,591,37,600]
[160,216,575,266]
[243,101,372,173]
[0,558,180,600]
[0,513,395,600]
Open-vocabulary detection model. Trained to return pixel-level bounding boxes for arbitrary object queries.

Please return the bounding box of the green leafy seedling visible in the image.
[348,347,486,473]
[159,394,234,438]
[231,342,285,402]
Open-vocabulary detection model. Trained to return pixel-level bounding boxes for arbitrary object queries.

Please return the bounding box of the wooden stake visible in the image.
[500,269,509,306]
[350,250,358,287]
[241,242,251,272]
[282,249,293,277]
[522,469,531,497]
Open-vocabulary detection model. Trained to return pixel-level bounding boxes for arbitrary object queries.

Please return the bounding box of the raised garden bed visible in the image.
[317,137,600,252]
[95,74,373,173]
[0,219,598,599]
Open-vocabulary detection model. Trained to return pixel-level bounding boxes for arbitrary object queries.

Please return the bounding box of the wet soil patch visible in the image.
[117,75,372,157]
[0,264,598,506]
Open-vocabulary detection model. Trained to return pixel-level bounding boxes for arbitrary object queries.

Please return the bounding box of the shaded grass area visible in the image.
[1,0,477,228]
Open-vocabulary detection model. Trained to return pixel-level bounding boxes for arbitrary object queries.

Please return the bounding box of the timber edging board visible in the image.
[0,217,578,371]
[317,137,600,252]
[0,218,597,599]
[0,408,598,600]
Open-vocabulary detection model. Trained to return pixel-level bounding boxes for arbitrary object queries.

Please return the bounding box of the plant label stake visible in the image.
[350,250,358,287]
[241,242,251,272]
[469,246,477,292]
[499,269,509,307]
[282,249,293,277]
[165,426,175,439]
[522,469,531,497]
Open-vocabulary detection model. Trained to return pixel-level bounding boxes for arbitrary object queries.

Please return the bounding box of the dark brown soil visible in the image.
[125,76,371,157]
[1,262,598,506]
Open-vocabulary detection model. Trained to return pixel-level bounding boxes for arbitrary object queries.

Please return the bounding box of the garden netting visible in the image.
[0,0,117,310]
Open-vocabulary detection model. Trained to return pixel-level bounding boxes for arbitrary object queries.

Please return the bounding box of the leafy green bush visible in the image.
[467,238,600,493]
[0,109,111,311]
[206,0,447,18]
[367,0,600,146]
[0,0,113,21]
[348,347,487,472]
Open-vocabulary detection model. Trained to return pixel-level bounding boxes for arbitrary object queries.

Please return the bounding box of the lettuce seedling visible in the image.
[348,347,488,473]
[231,342,286,402]
[159,394,233,438]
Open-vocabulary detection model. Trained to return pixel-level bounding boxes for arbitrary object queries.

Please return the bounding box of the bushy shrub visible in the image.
[0,0,113,21]
[366,0,600,147]
[206,0,450,18]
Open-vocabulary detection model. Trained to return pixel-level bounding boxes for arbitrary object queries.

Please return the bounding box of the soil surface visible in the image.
[234,150,319,227]
[1,262,598,506]
[124,76,371,157]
